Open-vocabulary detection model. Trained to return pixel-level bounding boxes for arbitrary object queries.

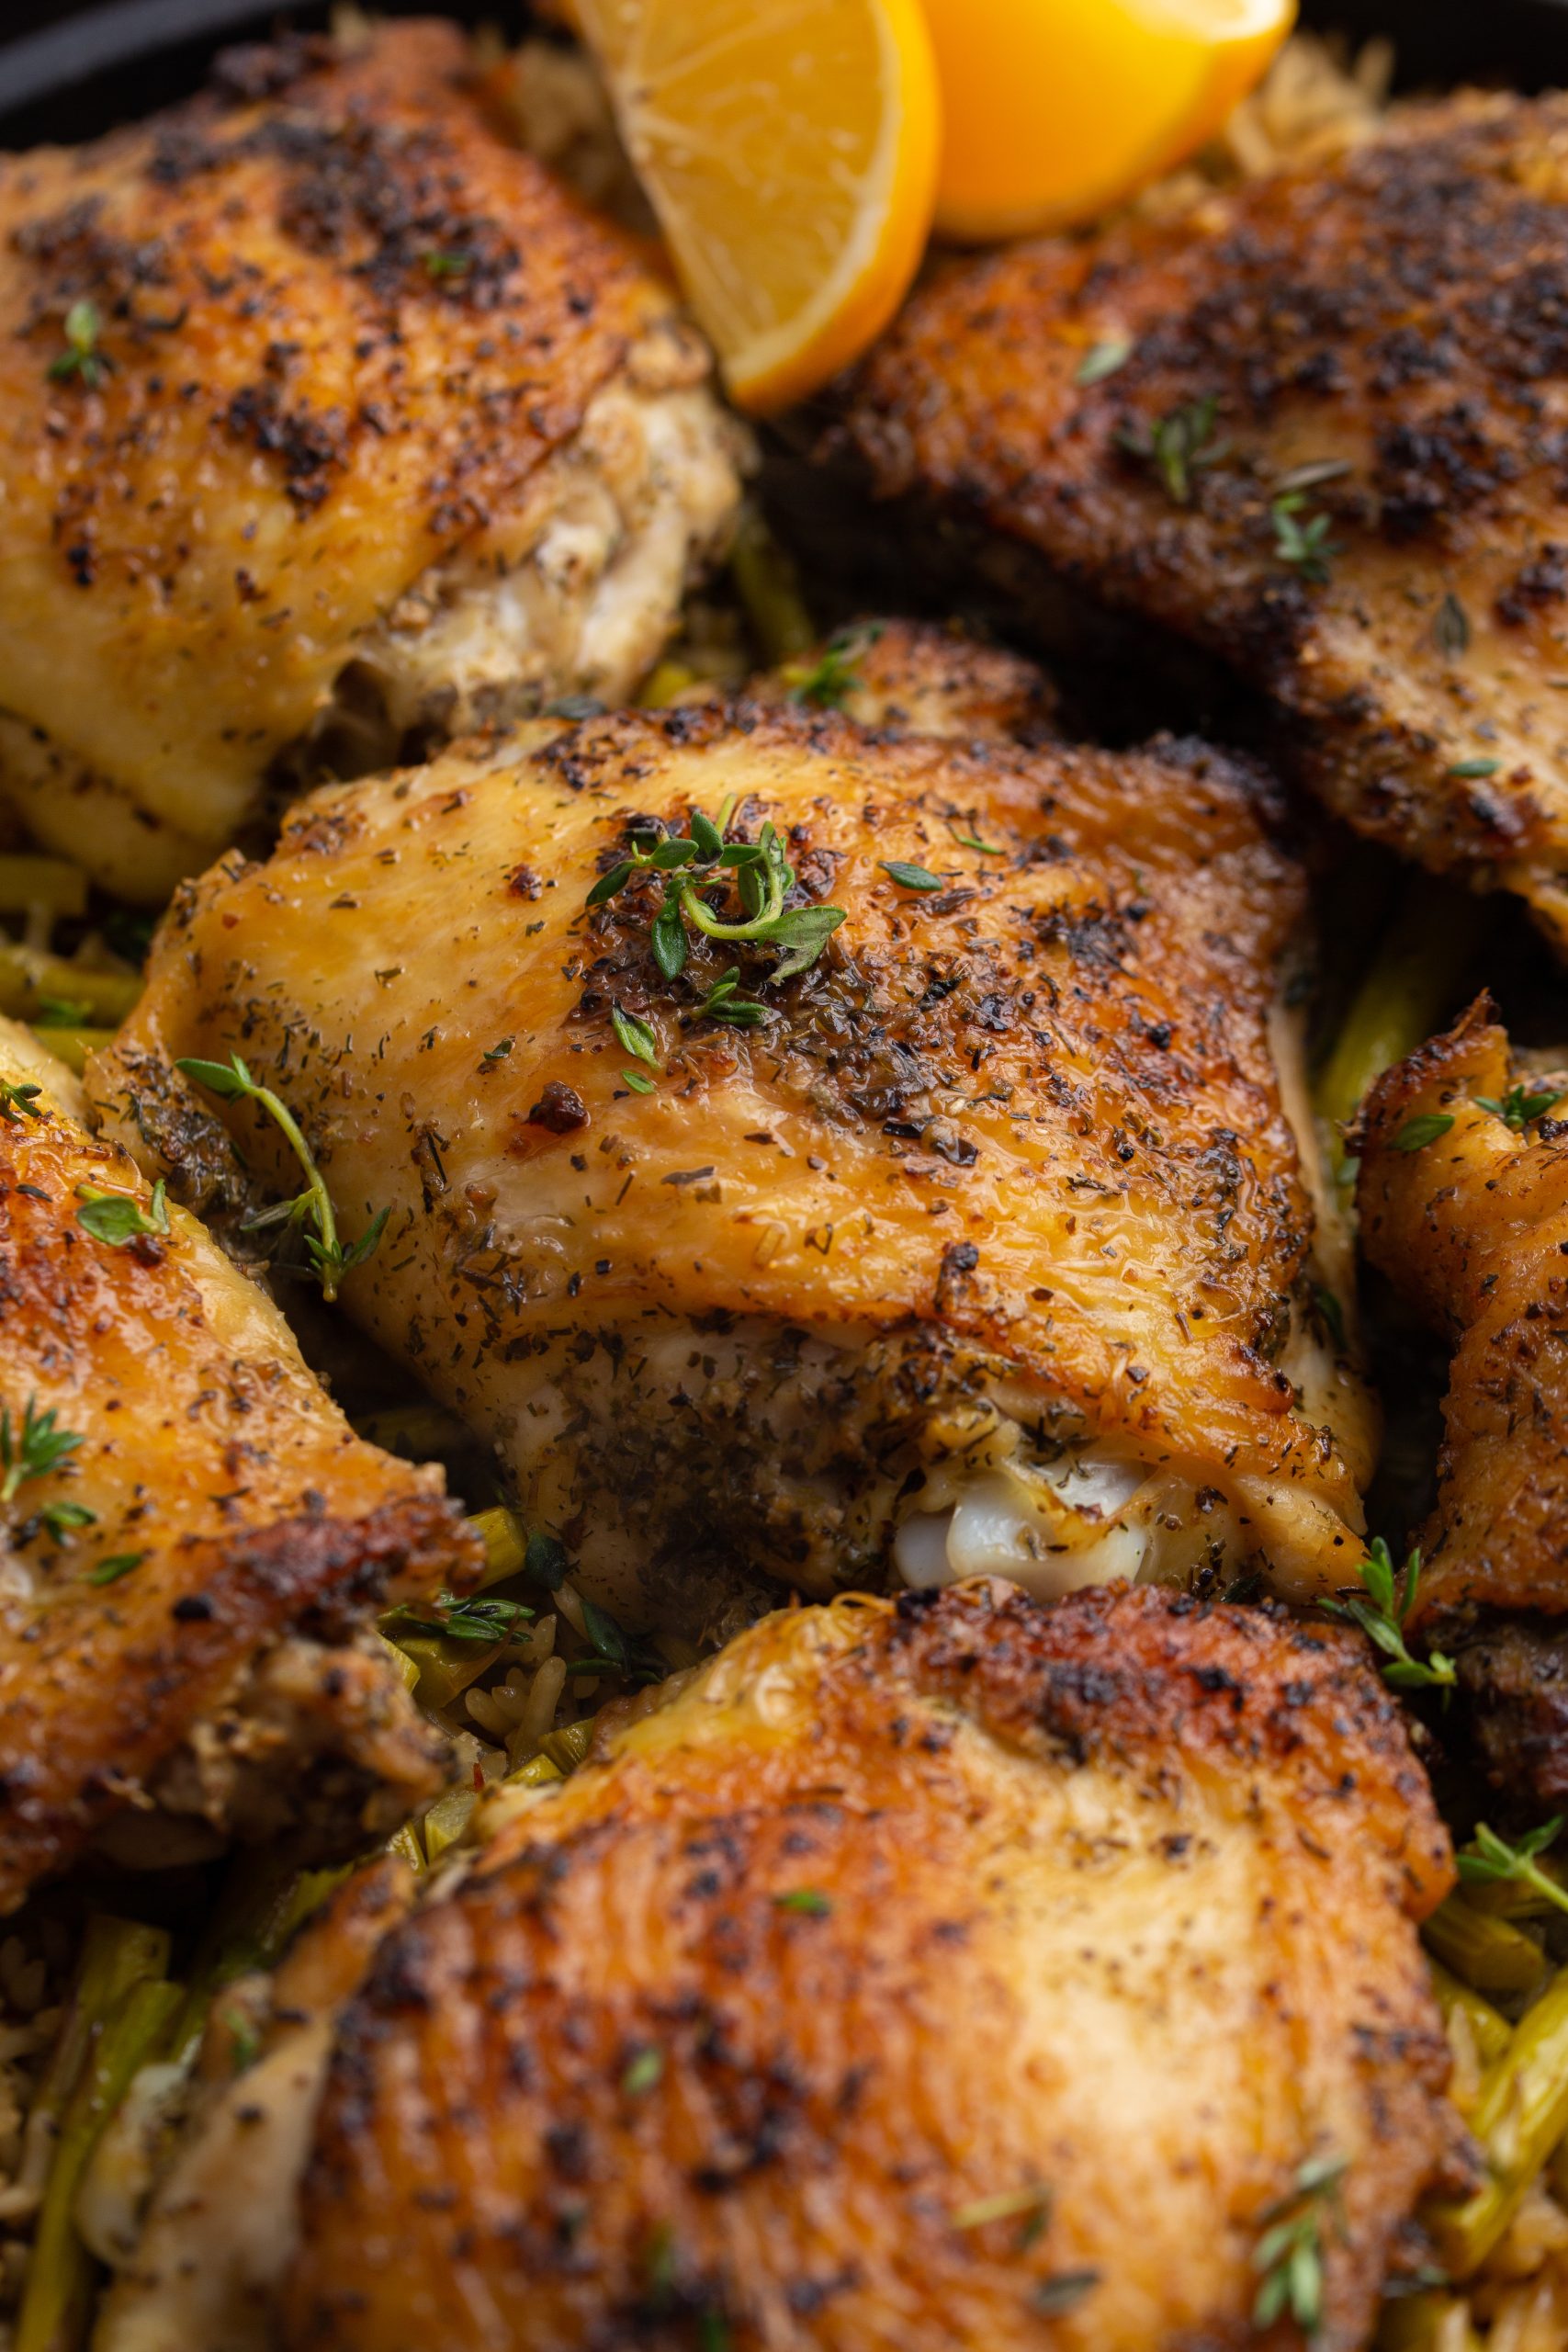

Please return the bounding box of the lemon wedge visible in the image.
[923,0,1296,243]
[572,0,940,413]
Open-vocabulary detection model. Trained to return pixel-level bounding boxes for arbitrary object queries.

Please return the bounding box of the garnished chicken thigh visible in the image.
[1358,996,1568,1803]
[99,1582,1460,2352]
[847,96,1568,954]
[92,640,1371,1626]
[0,20,744,899]
[0,1019,476,1908]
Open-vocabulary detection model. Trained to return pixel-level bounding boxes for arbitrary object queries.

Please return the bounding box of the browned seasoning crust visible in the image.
[0,19,738,892]
[285,1580,1457,2352]
[0,1042,478,1907]
[1356,997,1568,1797]
[91,672,1371,1615]
[846,96,1568,952]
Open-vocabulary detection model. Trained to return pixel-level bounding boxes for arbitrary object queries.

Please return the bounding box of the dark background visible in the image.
[4,0,1568,147]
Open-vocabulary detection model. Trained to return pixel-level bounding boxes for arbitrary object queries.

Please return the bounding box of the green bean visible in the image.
[538,1719,595,1775]
[16,1926,175,2352]
[0,858,88,921]
[728,503,816,664]
[1429,1958,1513,2067]
[1426,1966,1568,2277]
[0,944,141,1028]
[29,1028,113,1077]
[1313,876,1488,1182]
[1423,1895,1546,1996]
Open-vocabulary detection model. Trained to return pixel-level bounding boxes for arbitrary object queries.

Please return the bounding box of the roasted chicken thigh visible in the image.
[0,1019,476,1908]
[847,96,1568,955]
[0,20,743,899]
[1358,996,1568,1802]
[99,1581,1460,2352]
[93,640,1372,1625]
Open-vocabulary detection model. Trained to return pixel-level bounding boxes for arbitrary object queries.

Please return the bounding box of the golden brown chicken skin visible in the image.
[104,1581,1459,2352]
[1357,995,1568,1800]
[0,1021,477,1909]
[91,653,1371,1629]
[847,96,1568,954]
[0,21,743,899]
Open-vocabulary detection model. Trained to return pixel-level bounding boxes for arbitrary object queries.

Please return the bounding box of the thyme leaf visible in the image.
[1393,1112,1455,1153]
[1251,2156,1348,2337]
[1473,1082,1561,1132]
[1271,492,1338,584]
[1,1396,85,1505]
[49,299,112,390]
[0,1080,44,1127]
[1076,335,1133,386]
[1117,394,1227,504]
[177,1052,387,1301]
[75,1180,168,1246]
[1321,1539,1457,1697]
[1457,1820,1568,1916]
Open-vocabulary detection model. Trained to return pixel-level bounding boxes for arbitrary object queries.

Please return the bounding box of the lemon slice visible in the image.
[923,0,1295,243]
[573,0,940,413]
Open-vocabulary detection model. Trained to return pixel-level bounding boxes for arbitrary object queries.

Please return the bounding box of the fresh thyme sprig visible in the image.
[1457,1819,1568,1917]
[782,623,883,710]
[697,968,769,1027]
[1271,492,1338,584]
[175,1052,388,1302]
[1251,2155,1348,2337]
[1393,1112,1454,1153]
[1321,1538,1457,1697]
[1473,1081,1562,1131]
[0,1080,43,1127]
[1117,394,1228,504]
[383,1591,535,1646]
[0,1396,85,1506]
[49,299,112,390]
[585,809,844,988]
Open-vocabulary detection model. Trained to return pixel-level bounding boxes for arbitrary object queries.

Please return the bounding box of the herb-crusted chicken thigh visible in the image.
[847,96,1568,954]
[92,639,1371,1625]
[0,1020,477,1908]
[1357,996,1568,1804]
[0,20,744,899]
[100,1582,1461,2352]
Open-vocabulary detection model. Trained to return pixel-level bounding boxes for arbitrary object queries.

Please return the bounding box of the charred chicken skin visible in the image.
[100,1582,1459,2352]
[0,20,743,900]
[91,637,1371,1627]
[0,1019,477,1909]
[1358,995,1568,1803]
[847,96,1568,956]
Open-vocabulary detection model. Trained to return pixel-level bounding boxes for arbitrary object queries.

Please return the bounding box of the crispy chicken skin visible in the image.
[102,1583,1460,2352]
[0,1019,477,1908]
[0,21,743,899]
[847,96,1568,953]
[91,646,1371,1624]
[1357,996,1568,1800]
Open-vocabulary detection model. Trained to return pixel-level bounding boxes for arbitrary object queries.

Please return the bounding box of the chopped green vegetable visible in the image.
[1427,1965,1568,2277]
[1447,758,1500,780]
[383,1591,533,1645]
[177,1052,387,1301]
[1394,1113,1455,1153]
[1322,1539,1456,1696]
[75,1180,168,1246]
[1,1396,84,1505]
[773,1889,832,1917]
[1423,1895,1546,1996]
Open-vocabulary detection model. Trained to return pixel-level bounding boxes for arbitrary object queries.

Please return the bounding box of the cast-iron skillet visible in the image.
[2,0,1568,151]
